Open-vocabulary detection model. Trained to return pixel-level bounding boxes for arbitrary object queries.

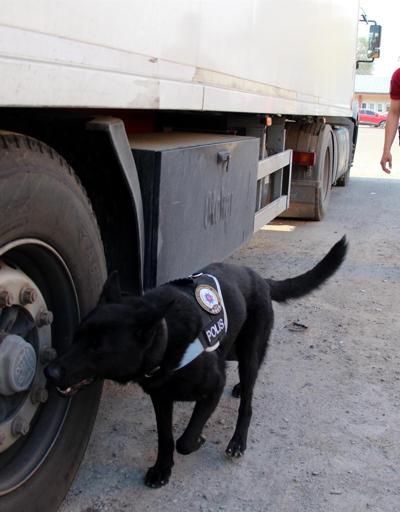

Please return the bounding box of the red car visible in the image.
[358,109,387,127]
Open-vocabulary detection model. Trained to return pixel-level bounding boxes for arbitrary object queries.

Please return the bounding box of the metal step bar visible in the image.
[254,149,292,231]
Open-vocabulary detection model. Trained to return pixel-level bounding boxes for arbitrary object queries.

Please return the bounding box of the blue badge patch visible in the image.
[195,284,222,314]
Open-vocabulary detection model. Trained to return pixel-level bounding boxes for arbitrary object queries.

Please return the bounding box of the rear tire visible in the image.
[314,126,333,221]
[0,133,106,512]
[335,169,350,187]
[335,139,354,188]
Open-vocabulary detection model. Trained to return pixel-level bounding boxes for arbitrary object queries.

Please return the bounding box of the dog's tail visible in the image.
[266,236,347,303]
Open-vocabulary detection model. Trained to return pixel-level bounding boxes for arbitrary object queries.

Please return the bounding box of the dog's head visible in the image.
[45,272,171,396]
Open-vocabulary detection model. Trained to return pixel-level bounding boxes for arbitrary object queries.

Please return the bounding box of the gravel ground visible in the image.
[60,127,400,512]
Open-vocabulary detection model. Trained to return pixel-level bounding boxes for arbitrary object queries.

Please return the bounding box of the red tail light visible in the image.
[293,151,316,166]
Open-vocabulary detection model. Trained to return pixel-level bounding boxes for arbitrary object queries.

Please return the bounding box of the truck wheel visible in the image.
[335,169,350,187]
[0,133,106,512]
[335,140,354,188]
[314,125,333,220]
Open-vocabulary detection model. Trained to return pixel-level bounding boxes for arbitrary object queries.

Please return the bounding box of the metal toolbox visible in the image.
[130,132,259,288]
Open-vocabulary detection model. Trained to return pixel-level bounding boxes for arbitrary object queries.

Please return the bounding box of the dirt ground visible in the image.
[60,127,400,512]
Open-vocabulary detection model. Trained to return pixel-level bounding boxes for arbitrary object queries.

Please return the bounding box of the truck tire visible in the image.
[0,133,107,512]
[335,140,354,187]
[314,125,333,220]
[282,122,334,220]
[335,169,350,187]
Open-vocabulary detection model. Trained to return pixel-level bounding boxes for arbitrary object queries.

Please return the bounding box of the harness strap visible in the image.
[144,274,228,377]
[175,273,227,370]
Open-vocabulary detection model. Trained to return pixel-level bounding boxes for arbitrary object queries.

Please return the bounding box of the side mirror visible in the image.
[367,24,382,60]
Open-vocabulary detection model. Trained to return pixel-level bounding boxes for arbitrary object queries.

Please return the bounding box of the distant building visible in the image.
[353,75,391,113]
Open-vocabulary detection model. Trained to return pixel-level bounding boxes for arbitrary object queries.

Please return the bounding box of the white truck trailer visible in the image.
[0,1,380,510]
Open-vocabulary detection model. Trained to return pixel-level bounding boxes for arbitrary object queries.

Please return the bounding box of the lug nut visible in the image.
[36,310,54,327]
[40,347,57,364]
[31,388,49,404]
[11,417,30,437]
[0,290,13,308]
[20,287,38,305]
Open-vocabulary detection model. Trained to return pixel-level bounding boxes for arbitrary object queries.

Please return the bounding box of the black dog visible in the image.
[45,237,347,487]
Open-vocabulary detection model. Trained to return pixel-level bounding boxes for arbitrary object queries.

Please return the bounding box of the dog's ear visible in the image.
[99,271,122,304]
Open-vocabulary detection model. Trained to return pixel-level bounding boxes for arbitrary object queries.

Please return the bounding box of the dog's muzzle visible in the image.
[56,377,95,397]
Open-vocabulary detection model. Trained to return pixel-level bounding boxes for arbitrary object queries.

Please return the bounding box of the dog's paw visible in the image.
[176,435,206,455]
[144,465,172,488]
[225,438,246,459]
[232,383,241,398]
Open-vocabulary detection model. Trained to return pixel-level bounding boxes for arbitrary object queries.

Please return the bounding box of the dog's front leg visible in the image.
[145,393,174,488]
[176,387,224,455]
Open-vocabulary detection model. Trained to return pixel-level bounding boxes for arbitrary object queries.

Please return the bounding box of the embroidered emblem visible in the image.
[195,284,222,315]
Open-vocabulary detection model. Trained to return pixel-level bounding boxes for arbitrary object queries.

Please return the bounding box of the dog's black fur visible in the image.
[45,237,347,487]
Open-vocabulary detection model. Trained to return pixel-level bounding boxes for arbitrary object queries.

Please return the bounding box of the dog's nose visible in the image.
[44,364,62,381]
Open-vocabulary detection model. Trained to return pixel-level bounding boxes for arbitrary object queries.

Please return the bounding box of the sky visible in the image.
[359,0,400,77]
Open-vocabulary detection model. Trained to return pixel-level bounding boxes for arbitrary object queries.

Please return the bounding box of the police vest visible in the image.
[172,273,228,370]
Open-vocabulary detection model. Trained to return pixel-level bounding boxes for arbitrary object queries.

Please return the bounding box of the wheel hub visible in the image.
[0,335,37,396]
[0,263,53,453]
